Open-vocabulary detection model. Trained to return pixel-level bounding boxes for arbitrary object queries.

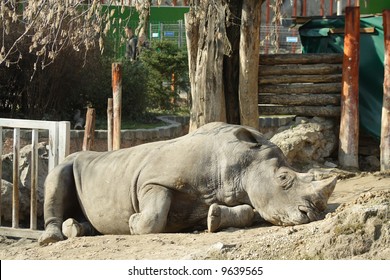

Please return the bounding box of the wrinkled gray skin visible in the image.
[38,122,336,245]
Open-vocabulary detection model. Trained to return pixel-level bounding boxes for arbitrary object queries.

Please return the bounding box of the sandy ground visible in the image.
[0,171,389,260]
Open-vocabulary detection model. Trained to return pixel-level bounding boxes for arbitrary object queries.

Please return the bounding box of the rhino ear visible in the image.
[234,127,265,147]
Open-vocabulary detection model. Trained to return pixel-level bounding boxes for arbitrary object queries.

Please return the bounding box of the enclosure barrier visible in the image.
[258,53,343,117]
[0,119,70,239]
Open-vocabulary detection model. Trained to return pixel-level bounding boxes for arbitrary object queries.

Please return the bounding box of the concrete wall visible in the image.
[1,116,190,155]
[69,116,190,153]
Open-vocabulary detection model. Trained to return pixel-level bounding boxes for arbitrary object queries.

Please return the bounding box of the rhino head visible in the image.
[233,127,337,226]
[246,165,336,226]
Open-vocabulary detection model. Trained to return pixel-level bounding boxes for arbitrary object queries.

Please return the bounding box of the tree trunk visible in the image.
[136,0,151,42]
[186,0,265,132]
[239,0,261,129]
[223,0,243,125]
[188,0,228,131]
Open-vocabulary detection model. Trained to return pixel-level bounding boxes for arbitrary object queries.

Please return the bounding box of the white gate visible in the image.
[0,119,70,239]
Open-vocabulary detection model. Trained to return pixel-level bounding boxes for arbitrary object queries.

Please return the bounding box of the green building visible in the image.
[360,0,390,14]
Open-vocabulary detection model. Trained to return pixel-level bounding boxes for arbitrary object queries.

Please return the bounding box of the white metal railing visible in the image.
[0,119,70,238]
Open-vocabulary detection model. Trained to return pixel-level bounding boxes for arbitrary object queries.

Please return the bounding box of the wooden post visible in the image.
[339,6,360,169]
[82,107,96,151]
[239,0,261,130]
[107,98,113,151]
[112,63,122,150]
[320,0,324,16]
[330,0,334,16]
[381,10,390,171]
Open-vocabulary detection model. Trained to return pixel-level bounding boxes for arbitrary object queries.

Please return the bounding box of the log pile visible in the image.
[258,53,343,117]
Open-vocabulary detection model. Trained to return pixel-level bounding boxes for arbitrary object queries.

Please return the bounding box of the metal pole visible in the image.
[12,128,20,228]
[112,63,122,150]
[30,129,38,230]
[0,126,2,226]
[339,6,360,169]
[107,98,113,151]
[337,0,343,15]
[381,10,390,171]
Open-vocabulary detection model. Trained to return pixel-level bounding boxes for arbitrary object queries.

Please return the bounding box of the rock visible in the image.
[207,242,236,254]
[324,161,338,168]
[1,142,48,226]
[365,156,380,170]
[270,117,337,166]
[1,180,32,225]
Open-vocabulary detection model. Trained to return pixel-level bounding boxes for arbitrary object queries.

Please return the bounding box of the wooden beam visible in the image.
[259,94,340,106]
[329,27,375,34]
[259,105,340,117]
[260,63,342,76]
[259,74,342,84]
[0,227,43,240]
[260,53,343,65]
[381,10,390,171]
[259,82,342,94]
[339,7,360,169]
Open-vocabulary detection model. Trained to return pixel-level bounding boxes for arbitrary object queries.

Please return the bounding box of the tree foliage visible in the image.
[140,41,189,111]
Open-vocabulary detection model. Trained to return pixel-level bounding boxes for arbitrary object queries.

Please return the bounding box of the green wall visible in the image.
[103,6,189,58]
[360,0,390,14]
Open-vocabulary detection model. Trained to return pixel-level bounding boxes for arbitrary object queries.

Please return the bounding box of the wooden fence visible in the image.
[0,119,70,239]
[258,53,343,118]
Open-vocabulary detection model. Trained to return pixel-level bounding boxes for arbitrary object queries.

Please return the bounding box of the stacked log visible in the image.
[258,53,343,117]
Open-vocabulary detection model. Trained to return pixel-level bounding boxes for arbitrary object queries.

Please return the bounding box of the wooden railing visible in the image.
[0,119,70,238]
[258,53,343,118]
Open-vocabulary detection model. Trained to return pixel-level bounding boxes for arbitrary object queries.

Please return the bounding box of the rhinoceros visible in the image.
[38,122,336,245]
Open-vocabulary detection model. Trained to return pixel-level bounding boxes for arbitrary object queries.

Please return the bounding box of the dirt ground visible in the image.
[0,171,389,260]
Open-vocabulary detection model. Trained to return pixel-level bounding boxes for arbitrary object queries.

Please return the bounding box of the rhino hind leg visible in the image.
[207,203,255,233]
[129,185,172,234]
[39,156,85,245]
[38,218,64,245]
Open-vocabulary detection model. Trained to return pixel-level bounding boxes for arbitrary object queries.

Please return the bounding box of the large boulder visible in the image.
[270,117,337,167]
[1,142,48,226]
[1,179,32,225]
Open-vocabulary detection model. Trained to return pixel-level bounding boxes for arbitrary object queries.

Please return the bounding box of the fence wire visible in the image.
[148,21,302,54]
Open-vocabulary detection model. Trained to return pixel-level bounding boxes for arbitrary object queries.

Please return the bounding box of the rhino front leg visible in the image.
[129,185,172,234]
[62,218,96,239]
[207,204,255,232]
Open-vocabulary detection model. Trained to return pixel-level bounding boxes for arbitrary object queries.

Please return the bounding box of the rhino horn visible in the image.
[310,176,337,211]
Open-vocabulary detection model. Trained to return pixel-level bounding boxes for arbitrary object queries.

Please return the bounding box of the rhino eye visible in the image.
[277,172,293,189]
